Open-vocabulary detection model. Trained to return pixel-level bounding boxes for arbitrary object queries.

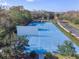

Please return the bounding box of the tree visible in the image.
[9,6,32,25]
[14,36,29,55]
[58,40,76,56]
[0,6,32,48]
[0,6,31,58]
[2,47,12,59]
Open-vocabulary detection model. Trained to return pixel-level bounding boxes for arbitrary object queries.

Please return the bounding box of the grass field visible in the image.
[56,54,76,59]
[68,20,79,30]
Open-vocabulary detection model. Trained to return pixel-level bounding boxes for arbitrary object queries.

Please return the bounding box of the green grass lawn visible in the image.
[68,21,79,30]
[56,54,76,59]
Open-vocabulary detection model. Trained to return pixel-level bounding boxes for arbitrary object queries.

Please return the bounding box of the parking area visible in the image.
[59,20,79,38]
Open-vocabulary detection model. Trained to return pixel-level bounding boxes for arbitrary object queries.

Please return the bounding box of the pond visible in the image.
[17,21,79,53]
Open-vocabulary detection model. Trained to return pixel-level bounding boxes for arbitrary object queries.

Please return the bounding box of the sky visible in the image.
[0,0,79,12]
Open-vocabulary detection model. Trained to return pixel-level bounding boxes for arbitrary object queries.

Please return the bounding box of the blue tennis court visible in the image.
[17,22,79,53]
